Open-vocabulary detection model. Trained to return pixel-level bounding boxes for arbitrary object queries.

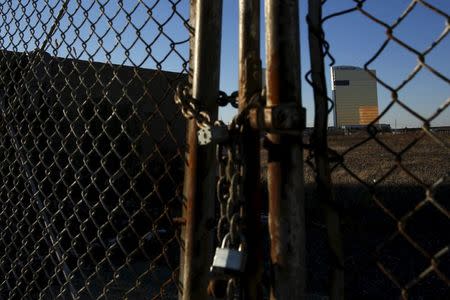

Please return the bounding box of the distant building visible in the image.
[331,66,379,127]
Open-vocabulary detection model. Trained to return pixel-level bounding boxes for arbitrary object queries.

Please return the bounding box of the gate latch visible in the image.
[248,103,306,135]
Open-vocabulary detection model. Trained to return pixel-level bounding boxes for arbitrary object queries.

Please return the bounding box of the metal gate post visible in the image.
[307,1,344,299]
[265,0,306,299]
[239,0,263,299]
[179,1,223,299]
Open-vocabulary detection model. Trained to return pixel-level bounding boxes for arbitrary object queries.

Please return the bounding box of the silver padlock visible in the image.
[197,122,229,145]
[210,234,247,274]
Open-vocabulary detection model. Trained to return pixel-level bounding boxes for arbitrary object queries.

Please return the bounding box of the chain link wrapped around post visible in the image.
[175,84,213,129]
[175,82,258,298]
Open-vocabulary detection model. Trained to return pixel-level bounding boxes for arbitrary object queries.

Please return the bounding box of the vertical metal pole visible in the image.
[265,0,306,299]
[239,0,263,299]
[178,0,196,293]
[180,1,223,299]
[308,1,344,299]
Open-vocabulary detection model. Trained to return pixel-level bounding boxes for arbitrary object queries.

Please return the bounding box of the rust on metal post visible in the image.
[178,0,196,291]
[239,0,263,299]
[307,1,344,299]
[180,1,223,299]
[265,0,306,299]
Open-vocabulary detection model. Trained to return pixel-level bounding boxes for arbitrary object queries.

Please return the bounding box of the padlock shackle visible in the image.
[220,233,247,252]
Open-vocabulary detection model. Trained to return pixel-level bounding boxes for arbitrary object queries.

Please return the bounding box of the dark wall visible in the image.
[0,50,187,268]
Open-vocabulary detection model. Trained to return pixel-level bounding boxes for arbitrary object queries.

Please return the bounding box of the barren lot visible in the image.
[327,131,450,185]
[261,132,450,298]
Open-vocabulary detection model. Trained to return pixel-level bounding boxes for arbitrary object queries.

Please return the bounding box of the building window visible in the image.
[334,80,349,86]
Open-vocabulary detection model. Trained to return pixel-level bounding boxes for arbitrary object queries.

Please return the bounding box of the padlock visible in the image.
[210,234,246,274]
[197,122,229,145]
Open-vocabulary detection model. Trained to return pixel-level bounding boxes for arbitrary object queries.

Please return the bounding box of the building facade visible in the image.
[0,50,188,258]
[331,66,379,127]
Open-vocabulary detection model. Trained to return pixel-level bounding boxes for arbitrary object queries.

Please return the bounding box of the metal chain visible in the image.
[224,123,246,247]
[174,84,213,129]
[215,128,246,300]
[174,85,240,129]
[175,83,261,299]
[218,91,239,108]
[216,142,230,242]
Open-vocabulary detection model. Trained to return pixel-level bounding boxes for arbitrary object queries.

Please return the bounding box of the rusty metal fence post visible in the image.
[264,0,306,299]
[180,1,223,299]
[307,1,345,299]
[239,0,264,299]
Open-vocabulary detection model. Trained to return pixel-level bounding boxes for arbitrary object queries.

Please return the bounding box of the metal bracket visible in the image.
[249,103,306,135]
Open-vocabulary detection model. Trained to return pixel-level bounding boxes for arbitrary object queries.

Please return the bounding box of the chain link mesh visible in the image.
[2,0,449,299]
[306,0,449,298]
[0,0,191,299]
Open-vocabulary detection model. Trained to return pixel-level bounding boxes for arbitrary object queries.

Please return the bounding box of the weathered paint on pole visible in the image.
[307,1,344,299]
[239,0,263,299]
[265,0,306,299]
[180,1,222,299]
[178,0,196,293]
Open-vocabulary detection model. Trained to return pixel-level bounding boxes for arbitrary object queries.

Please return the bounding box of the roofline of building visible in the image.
[0,49,185,76]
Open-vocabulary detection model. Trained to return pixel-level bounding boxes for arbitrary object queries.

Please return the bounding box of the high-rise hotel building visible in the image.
[331,66,379,127]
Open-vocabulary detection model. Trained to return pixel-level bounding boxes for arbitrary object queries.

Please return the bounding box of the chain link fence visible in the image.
[0,0,191,299]
[1,0,449,299]
[306,0,449,298]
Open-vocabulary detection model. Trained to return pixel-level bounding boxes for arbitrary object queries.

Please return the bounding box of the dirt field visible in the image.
[261,131,450,298]
[327,131,450,185]
[262,131,450,184]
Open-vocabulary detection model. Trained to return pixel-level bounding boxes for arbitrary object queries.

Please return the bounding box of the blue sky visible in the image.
[1,0,448,127]
[219,0,450,127]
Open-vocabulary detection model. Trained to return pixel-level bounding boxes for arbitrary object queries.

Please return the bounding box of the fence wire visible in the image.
[0,0,191,299]
[306,0,449,299]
